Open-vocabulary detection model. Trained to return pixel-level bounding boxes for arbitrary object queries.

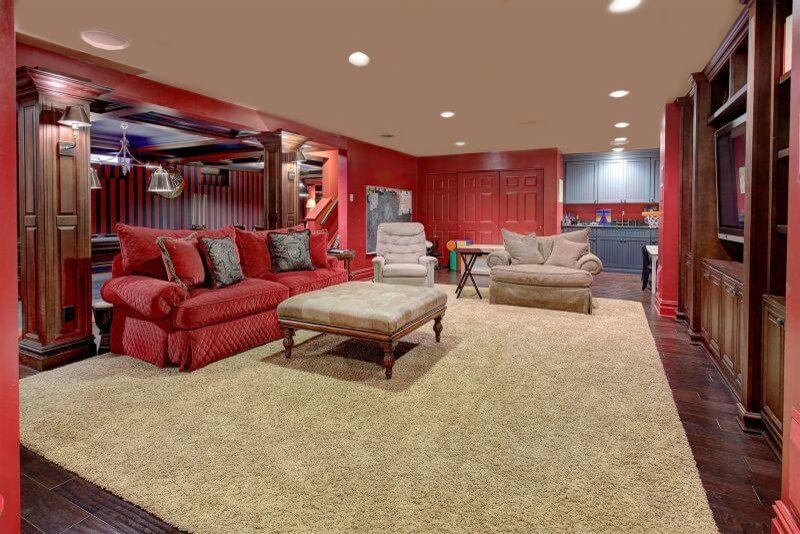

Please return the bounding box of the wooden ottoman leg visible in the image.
[282,328,295,358]
[433,316,443,342]
[381,342,396,380]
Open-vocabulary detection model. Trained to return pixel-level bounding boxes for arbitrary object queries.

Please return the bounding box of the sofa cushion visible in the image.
[309,230,329,269]
[117,224,193,278]
[544,238,589,269]
[501,228,544,265]
[269,229,314,273]
[383,263,428,278]
[491,264,593,288]
[157,234,205,290]
[263,267,348,296]
[235,225,305,278]
[199,236,245,288]
[173,278,288,329]
[537,228,590,262]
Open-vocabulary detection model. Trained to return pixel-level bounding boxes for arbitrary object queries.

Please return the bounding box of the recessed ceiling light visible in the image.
[612,147,625,152]
[615,122,630,128]
[440,111,455,118]
[454,141,466,147]
[380,134,395,138]
[608,0,642,13]
[348,51,370,67]
[614,137,628,142]
[609,90,630,98]
[80,30,130,51]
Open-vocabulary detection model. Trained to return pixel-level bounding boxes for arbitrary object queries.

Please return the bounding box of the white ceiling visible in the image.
[15,0,743,156]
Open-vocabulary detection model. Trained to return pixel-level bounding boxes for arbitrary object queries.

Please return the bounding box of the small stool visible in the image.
[93,300,114,354]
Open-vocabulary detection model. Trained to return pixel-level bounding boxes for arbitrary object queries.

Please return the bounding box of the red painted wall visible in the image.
[417,149,563,255]
[344,139,419,274]
[91,164,264,234]
[0,0,20,531]
[655,103,681,318]
[563,203,652,224]
[776,2,800,531]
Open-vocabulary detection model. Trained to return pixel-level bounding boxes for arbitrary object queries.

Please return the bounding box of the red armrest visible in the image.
[326,256,338,269]
[101,276,189,320]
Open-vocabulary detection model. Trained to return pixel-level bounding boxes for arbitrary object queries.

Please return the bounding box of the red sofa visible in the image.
[101,225,348,371]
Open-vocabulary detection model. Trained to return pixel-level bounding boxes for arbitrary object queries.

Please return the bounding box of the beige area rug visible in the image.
[20,287,717,533]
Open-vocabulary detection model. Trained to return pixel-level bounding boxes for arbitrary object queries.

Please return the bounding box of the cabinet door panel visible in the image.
[622,238,647,271]
[762,305,785,436]
[652,158,661,202]
[624,158,652,203]
[594,237,624,269]
[565,162,596,203]
[719,279,741,389]
[597,160,626,203]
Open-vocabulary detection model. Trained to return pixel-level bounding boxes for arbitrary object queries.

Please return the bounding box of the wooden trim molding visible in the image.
[703,6,750,80]
[772,499,800,534]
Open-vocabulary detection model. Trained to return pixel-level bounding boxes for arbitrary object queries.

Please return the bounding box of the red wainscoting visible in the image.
[91,164,264,234]
[775,3,800,533]
[0,0,20,531]
[655,102,681,318]
[418,149,562,264]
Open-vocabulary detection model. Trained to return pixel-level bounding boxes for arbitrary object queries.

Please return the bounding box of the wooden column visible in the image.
[16,67,111,370]
[739,0,776,431]
[676,95,694,323]
[256,130,308,229]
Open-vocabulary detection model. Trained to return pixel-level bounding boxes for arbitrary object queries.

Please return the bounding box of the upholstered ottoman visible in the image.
[277,282,447,378]
[489,264,593,314]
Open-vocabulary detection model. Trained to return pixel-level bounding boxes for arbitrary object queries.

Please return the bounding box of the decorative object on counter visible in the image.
[595,208,612,225]
[642,208,661,229]
[562,212,578,226]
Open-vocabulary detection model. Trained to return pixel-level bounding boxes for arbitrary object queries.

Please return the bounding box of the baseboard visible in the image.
[351,267,373,281]
[19,336,97,371]
[654,294,678,318]
[737,402,764,434]
[773,500,800,534]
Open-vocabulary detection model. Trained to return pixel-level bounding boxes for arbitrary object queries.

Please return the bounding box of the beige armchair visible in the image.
[372,222,437,288]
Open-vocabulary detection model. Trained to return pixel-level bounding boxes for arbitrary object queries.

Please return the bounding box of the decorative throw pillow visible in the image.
[501,228,544,265]
[157,233,205,290]
[199,236,245,288]
[116,223,193,279]
[309,230,329,269]
[269,229,315,273]
[544,238,590,269]
[538,228,590,262]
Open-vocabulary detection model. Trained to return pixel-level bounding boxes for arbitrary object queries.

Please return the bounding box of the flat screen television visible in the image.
[714,114,747,243]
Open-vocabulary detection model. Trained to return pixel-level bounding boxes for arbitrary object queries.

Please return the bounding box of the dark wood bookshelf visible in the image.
[708,83,747,126]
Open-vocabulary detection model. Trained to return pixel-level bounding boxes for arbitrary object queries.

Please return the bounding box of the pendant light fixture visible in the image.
[89,167,102,190]
[93,122,145,176]
[147,165,175,194]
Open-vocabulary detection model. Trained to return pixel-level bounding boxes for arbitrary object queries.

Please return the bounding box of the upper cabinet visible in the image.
[564,161,596,203]
[563,150,660,204]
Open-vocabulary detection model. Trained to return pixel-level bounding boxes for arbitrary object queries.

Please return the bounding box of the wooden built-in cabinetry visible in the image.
[761,295,786,455]
[677,1,790,450]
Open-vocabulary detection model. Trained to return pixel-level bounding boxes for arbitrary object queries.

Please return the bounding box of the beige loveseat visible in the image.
[486,229,603,314]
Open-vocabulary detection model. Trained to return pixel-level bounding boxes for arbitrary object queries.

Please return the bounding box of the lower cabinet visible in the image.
[563,226,657,273]
[700,260,744,401]
[761,295,786,455]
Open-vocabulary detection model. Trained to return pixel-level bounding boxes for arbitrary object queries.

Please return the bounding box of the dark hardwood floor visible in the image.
[18,271,779,533]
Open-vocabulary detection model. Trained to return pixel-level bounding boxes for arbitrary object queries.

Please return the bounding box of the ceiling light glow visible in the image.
[612,147,625,152]
[609,90,630,98]
[615,122,630,128]
[454,141,466,147]
[440,111,455,118]
[80,30,130,51]
[608,0,642,13]
[348,51,370,67]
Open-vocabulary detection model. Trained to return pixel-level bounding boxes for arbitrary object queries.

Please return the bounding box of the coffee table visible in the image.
[277,282,447,379]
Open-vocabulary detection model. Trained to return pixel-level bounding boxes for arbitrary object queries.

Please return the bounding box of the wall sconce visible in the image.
[89,167,102,190]
[298,181,309,198]
[58,106,91,156]
[305,197,317,210]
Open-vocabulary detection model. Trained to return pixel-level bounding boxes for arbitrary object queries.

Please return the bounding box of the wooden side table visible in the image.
[93,300,114,354]
[455,247,493,299]
[328,249,356,281]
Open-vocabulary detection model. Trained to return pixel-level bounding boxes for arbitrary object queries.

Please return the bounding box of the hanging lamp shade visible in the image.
[147,165,174,194]
[58,106,91,129]
[89,167,102,190]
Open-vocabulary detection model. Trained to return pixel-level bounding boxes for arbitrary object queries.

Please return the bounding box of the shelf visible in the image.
[708,84,748,125]
[780,70,792,85]
[778,147,790,159]
[777,224,788,236]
